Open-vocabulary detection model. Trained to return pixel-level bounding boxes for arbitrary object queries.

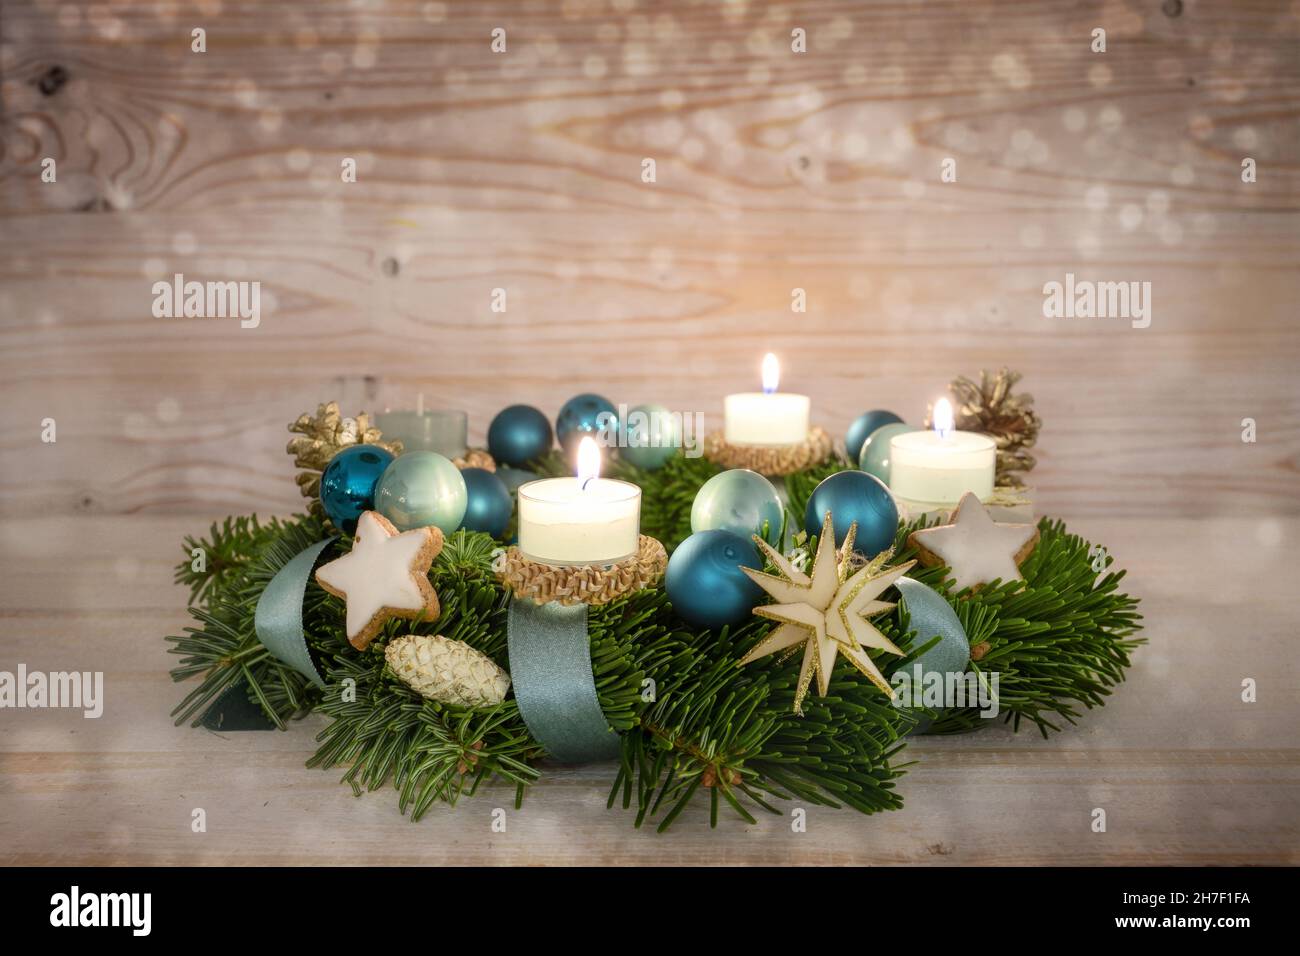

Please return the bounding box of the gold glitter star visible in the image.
[739,512,914,714]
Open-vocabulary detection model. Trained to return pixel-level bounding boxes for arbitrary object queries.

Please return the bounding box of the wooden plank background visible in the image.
[1,0,1297,518]
[1,1,1299,864]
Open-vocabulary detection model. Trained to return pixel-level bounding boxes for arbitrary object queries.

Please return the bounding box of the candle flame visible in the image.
[576,436,601,488]
[933,398,954,439]
[761,352,780,394]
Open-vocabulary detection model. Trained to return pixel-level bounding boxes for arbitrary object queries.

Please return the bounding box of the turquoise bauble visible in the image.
[619,403,680,470]
[690,469,782,545]
[487,405,553,467]
[895,576,970,731]
[858,423,915,485]
[556,393,617,454]
[374,451,468,534]
[459,467,512,539]
[665,530,764,629]
[845,409,904,466]
[804,470,898,557]
[319,444,396,534]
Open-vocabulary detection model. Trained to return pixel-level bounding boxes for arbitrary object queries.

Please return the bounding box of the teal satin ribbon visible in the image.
[253,538,334,689]
[897,576,971,734]
[507,599,621,763]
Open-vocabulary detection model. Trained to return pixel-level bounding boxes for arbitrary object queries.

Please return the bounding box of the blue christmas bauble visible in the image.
[459,467,512,538]
[665,530,764,629]
[619,403,680,470]
[375,451,468,534]
[858,423,915,485]
[804,470,898,557]
[845,409,904,466]
[487,405,553,467]
[691,469,782,546]
[319,444,396,534]
[895,576,970,731]
[556,393,617,454]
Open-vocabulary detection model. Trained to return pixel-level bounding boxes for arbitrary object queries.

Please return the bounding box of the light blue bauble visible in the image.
[665,530,764,630]
[556,393,617,454]
[804,470,898,557]
[845,409,904,467]
[895,576,971,732]
[459,467,512,539]
[487,405,553,467]
[318,444,395,534]
[619,403,680,470]
[858,423,916,485]
[374,451,468,534]
[691,469,782,546]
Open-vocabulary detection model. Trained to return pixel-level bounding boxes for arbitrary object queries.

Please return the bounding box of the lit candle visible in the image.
[375,394,468,458]
[888,398,996,508]
[517,437,641,566]
[723,353,811,446]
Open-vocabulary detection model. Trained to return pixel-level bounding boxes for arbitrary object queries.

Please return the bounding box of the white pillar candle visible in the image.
[888,399,996,507]
[517,438,641,566]
[723,353,811,446]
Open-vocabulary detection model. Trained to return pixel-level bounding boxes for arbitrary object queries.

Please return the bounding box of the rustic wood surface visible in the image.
[1,2,1298,864]
[1,514,1296,865]
[1,1,1298,519]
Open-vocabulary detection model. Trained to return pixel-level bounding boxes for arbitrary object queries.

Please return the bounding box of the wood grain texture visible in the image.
[1,1,1298,519]
[1,514,1297,865]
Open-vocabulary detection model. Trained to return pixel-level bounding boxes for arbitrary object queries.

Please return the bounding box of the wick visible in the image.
[580,476,595,490]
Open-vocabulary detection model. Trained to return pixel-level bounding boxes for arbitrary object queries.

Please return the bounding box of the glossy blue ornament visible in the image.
[895,576,970,731]
[556,393,617,454]
[459,467,512,538]
[619,403,680,470]
[374,451,468,534]
[487,405,553,467]
[804,470,898,557]
[858,423,915,485]
[665,530,764,630]
[319,444,395,534]
[845,409,904,466]
[691,469,782,545]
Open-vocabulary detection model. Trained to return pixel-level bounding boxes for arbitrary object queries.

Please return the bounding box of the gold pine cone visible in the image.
[286,400,403,505]
[385,634,511,708]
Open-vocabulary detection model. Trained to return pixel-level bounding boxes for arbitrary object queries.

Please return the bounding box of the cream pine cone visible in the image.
[385,634,511,708]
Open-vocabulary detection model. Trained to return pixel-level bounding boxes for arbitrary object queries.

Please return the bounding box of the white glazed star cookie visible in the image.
[314,511,443,650]
[908,492,1038,592]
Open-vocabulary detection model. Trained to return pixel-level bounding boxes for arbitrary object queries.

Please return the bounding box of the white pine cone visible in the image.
[385,634,511,708]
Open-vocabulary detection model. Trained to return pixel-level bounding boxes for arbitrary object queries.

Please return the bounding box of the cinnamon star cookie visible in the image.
[314,511,442,649]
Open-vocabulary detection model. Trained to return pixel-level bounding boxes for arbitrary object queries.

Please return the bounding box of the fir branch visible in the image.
[611,616,917,831]
[166,513,333,727]
[174,515,284,604]
[889,517,1144,736]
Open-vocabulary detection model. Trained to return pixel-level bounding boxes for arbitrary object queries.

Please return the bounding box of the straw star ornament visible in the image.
[740,513,914,714]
